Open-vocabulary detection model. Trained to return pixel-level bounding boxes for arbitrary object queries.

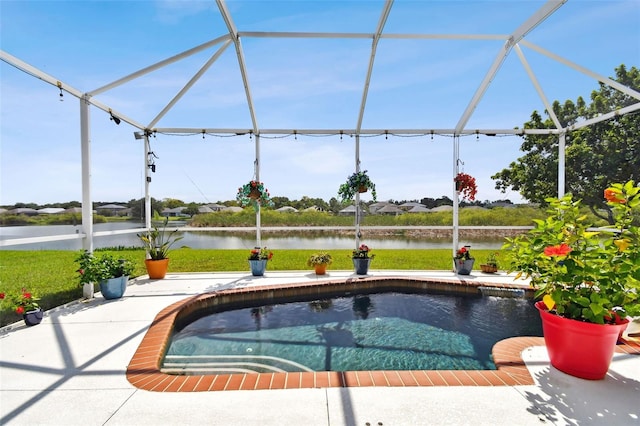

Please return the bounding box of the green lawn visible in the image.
[0,248,504,327]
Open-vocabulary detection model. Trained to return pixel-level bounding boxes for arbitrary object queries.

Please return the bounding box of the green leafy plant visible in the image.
[503,181,640,324]
[307,252,333,266]
[352,244,375,259]
[248,247,273,261]
[137,218,184,260]
[76,250,135,284]
[237,180,274,211]
[484,252,499,267]
[338,170,377,202]
[1,288,40,315]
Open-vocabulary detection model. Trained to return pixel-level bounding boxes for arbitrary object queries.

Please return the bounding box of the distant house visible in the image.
[338,205,357,216]
[375,204,404,215]
[407,205,431,213]
[276,206,298,212]
[399,202,425,211]
[38,208,66,214]
[7,208,38,215]
[368,202,388,214]
[205,203,227,211]
[161,207,189,217]
[96,204,130,217]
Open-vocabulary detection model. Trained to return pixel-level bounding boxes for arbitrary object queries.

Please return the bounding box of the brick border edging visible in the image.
[125,277,638,392]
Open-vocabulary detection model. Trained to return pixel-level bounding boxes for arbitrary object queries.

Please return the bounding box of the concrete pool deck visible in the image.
[1,270,639,425]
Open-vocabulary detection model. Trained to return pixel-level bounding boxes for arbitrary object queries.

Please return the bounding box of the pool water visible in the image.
[163,292,542,374]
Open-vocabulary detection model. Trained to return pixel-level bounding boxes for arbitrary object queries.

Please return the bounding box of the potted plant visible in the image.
[480,252,499,273]
[237,180,274,211]
[76,251,135,299]
[352,244,374,275]
[338,170,377,202]
[248,247,273,276]
[504,181,639,380]
[0,288,42,326]
[307,252,333,275]
[453,245,474,275]
[137,217,183,279]
[454,172,477,201]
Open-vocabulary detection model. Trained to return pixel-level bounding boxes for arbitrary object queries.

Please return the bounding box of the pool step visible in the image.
[162,354,313,374]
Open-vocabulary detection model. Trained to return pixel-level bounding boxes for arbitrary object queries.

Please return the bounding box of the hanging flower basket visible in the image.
[338,170,377,202]
[237,180,274,211]
[454,172,477,201]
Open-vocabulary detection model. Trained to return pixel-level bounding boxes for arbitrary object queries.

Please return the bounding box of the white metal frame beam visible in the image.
[356,0,394,134]
[216,0,259,135]
[147,39,232,129]
[454,0,567,134]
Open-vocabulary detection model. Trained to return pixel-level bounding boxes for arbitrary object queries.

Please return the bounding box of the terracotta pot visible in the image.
[535,301,629,380]
[358,185,367,193]
[314,264,328,275]
[145,258,170,279]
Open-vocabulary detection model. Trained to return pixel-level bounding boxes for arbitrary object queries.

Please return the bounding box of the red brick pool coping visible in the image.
[126,276,640,392]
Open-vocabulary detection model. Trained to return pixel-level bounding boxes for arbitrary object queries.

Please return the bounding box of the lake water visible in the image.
[0,222,506,251]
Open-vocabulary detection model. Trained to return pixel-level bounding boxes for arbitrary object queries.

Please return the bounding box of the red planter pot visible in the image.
[535,301,628,380]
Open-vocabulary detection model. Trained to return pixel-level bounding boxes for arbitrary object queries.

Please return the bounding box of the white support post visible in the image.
[144,134,152,236]
[255,134,261,247]
[558,132,566,198]
[452,135,460,268]
[80,95,93,253]
[355,135,361,248]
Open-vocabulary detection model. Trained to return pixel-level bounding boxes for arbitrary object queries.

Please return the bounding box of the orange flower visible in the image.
[543,244,572,257]
[614,239,631,252]
[604,188,626,204]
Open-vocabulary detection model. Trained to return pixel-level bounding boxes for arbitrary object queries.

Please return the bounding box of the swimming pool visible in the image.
[126,276,548,391]
[163,285,541,374]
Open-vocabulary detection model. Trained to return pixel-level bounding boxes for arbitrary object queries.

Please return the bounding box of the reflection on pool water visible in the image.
[164,291,542,374]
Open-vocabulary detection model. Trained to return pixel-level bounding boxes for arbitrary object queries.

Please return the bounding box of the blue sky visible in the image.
[1,0,639,206]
